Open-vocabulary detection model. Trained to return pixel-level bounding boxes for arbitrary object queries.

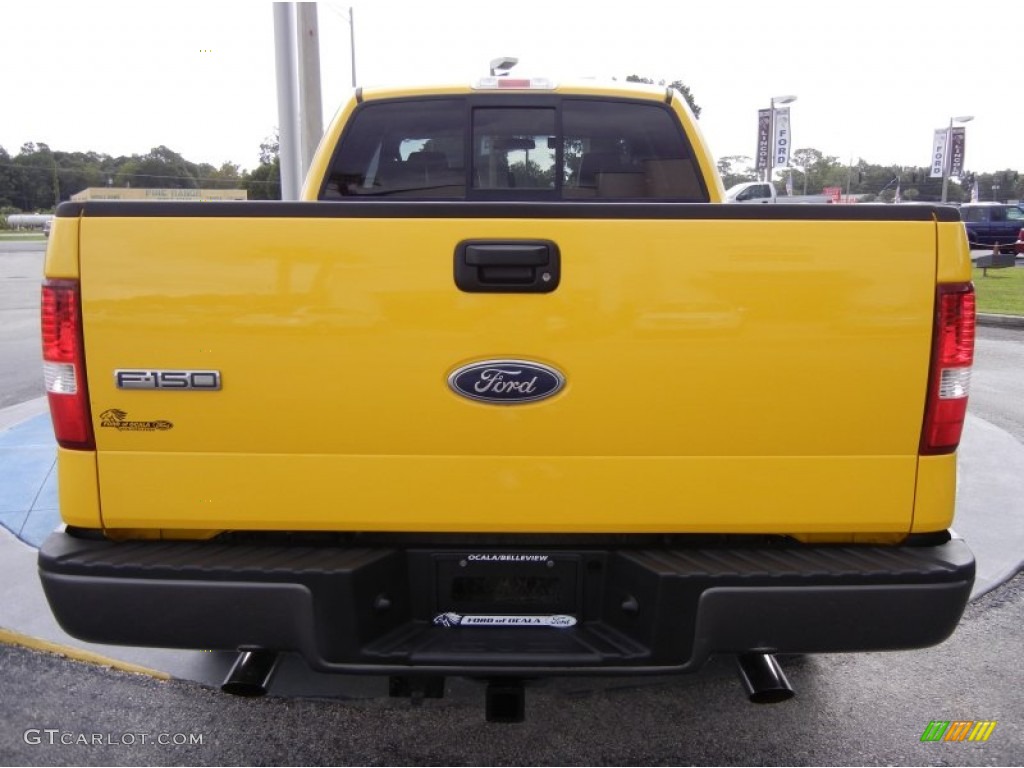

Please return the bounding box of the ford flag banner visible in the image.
[949,127,966,178]
[773,107,792,169]
[930,129,948,178]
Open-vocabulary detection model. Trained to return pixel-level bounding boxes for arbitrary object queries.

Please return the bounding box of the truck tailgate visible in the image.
[78,205,938,534]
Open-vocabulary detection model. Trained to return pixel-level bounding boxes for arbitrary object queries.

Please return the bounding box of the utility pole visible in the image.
[845,157,854,204]
[296,3,323,180]
[273,3,301,200]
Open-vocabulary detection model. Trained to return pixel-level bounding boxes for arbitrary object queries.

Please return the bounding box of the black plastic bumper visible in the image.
[38,532,975,676]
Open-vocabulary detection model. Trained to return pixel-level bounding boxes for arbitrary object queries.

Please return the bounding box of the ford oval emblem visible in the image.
[448,359,565,405]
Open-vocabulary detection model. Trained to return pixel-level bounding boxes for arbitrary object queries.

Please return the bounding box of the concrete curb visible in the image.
[0,396,48,431]
[977,313,1024,329]
[0,627,170,680]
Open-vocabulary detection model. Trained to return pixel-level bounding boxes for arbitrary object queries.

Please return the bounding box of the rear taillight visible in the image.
[41,279,94,449]
[921,283,975,455]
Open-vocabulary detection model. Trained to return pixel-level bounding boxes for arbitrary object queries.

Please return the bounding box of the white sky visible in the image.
[3,0,1022,175]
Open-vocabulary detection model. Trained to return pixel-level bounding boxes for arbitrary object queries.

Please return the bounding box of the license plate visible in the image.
[435,553,579,614]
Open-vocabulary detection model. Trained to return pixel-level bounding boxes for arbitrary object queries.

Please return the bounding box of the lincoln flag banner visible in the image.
[949,127,966,178]
[755,109,771,173]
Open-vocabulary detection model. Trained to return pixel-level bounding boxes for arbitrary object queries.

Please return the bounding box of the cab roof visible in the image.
[357,78,675,103]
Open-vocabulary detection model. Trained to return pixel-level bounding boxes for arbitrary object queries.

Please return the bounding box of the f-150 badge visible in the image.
[447,359,564,404]
[115,370,221,390]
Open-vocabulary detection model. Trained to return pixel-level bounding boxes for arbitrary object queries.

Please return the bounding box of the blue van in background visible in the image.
[959,203,1024,253]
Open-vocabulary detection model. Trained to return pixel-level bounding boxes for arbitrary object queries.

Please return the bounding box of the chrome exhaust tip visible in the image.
[736,653,795,704]
[221,650,281,697]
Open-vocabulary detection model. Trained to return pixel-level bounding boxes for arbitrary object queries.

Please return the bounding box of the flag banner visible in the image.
[971,179,979,203]
[930,129,948,178]
[773,107,791,169]
[756,109,771,172]
[894,180,902,204]
[949,127,966,178]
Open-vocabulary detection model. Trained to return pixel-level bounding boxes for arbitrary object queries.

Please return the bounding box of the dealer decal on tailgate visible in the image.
[433,613,577,628]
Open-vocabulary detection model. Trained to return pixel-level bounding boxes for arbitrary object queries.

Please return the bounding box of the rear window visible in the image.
[321,97,707,202]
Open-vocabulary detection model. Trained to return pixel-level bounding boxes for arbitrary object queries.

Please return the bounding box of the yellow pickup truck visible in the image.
[38,79,976,718]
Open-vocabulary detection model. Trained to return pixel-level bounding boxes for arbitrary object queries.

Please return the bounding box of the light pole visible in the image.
[327,5,356,86]
[940,115,973,203]
[296,3,323,179]
[273,2,301,200]
[765,95,797,182]
[788,163,809,196]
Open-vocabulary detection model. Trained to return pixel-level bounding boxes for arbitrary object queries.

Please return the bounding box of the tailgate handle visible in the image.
[455,240,560,293]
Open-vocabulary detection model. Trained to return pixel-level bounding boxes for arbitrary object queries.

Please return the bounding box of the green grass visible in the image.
[0,232,45,241]
[973,265,1024,315]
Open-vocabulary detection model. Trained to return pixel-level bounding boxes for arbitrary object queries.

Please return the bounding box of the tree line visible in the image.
[0,139,281,216]
[5,137,1018,215]
[719,150,1023,204]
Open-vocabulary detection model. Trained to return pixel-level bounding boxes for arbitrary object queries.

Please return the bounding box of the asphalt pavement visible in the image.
[3,574,1023,766]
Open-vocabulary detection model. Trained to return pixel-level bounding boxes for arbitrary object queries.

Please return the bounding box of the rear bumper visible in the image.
[38,532,975,676]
